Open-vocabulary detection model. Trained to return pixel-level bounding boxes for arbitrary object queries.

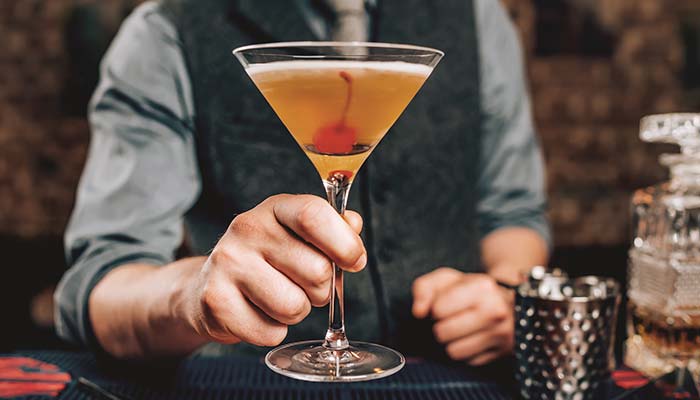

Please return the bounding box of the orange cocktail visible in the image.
[248,61,431,180]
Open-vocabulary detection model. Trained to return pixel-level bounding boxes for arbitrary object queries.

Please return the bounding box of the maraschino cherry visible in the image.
[313,71,357,154]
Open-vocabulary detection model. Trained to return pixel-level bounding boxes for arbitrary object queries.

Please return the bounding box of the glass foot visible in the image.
[265,340,405,382]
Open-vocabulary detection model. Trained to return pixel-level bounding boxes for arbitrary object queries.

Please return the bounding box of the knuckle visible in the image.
[309,290,331,307]
[208,246,248,278]
[435,266,453,275]
[339,243,364,269]
[200,282,223,312]
[196,284,230,339]
[435,267,459,279]
[281,293,311,324]
[256,325,288,347]
[412,276,428,293]
[345,211,364,231]
[296,197,328,234]
[445,343,461,360]
[229,213,260,237]
[432,323,447,344]
[208,248,232,268]
[265,193,291,205]
[309,258,333,288]
[486,294,511,321]
[431,300,447,318]
[476,276,498,292]
[491,302,510,321]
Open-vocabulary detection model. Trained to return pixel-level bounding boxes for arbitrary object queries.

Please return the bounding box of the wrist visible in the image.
[90,263,160,359]
[162,258,202,325]
[145,257,209,355]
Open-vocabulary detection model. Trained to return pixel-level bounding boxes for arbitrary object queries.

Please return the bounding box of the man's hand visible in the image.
[412,267,514,366]
[90,194,365,359]
[180,194,366,347]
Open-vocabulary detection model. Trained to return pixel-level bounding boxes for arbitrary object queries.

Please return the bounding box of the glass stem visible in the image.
[322,172,352,351]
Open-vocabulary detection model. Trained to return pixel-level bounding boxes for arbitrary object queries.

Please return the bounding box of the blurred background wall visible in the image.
[1,0,700,349]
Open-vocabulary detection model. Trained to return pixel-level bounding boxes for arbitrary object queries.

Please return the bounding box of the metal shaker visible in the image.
[514,269,621,400]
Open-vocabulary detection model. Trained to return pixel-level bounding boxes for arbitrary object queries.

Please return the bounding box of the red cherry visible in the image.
[313,70,357,154]
[313,122,356,154]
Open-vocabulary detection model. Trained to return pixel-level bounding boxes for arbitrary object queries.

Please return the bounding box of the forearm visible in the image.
[480,227,548,285]
[89,256,209,359]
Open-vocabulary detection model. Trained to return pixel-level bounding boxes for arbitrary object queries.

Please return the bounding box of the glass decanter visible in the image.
[626,113,700,382]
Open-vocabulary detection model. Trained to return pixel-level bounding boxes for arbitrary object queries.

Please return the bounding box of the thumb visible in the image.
[411,267,462,319]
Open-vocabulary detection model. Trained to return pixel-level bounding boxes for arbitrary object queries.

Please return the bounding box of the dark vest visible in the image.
[161,0,482,358]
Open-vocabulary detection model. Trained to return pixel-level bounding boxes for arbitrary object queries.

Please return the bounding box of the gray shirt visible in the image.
[56,0,550,347]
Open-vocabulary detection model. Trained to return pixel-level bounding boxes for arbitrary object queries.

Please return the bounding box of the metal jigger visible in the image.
[514,269,621,400]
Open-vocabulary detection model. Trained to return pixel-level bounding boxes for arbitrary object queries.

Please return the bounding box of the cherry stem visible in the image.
[338,71,353,125]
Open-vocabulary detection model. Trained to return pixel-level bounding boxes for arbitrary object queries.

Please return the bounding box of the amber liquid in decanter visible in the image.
[626,114,700,381]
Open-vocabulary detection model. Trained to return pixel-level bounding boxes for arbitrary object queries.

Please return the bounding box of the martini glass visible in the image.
[233,42,443,382]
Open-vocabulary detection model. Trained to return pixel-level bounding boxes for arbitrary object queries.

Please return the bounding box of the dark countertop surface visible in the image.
[2,350,696,399]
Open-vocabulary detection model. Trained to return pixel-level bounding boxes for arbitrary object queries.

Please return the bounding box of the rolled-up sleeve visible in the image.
[54,1,200,348]
[474,0,551,248]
